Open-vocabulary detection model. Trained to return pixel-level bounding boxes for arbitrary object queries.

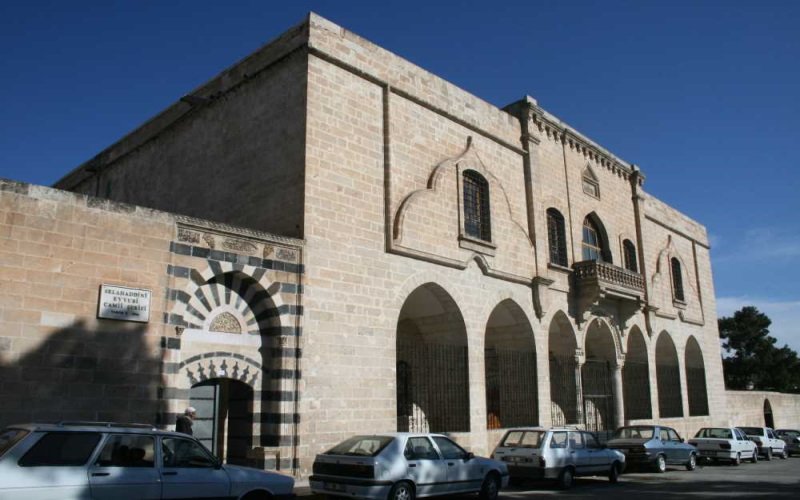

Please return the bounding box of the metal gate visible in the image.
[397,343,470,432]
[581,360,615,433]
[485,348,538,429]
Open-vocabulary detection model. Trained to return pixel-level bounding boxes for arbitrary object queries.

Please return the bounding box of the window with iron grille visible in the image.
[671,257,685,301]
[547,208,568,266]
[462,170,491,242]
[623,239,638,272]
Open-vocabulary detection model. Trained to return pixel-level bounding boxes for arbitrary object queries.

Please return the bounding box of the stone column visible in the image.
[612,362,625,429]
[575,355,584,425]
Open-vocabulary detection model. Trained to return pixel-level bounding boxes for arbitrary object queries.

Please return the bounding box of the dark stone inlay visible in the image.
[170,242,192,255]
[191,246,210,258]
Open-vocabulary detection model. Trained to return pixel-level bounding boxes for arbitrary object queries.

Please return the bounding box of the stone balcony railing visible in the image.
[572,260,645,299]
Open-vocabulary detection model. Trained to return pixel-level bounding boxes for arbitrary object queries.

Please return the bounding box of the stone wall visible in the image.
[54,21,310,239]
[725,391,800,429]
[0,179,304,472]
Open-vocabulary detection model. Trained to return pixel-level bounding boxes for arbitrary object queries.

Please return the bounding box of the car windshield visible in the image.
[0,428,29,458]
[778,430,799,438]
[695,428,733,439]
[739,427,761,436]
[325,436,394,457]
[613,427,654,439]
[501,431,545,448]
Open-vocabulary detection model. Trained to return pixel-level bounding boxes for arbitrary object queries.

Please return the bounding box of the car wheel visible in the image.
[479,473,500,500]
[732,452,741,466]
[608,462,621,483]
[388,481,414,500]
[655,454,667,473]
[686,453,697,471]
[751,450,758,463]
[780,449,787,459]
[765,447,772,461]
[558,467,574,489]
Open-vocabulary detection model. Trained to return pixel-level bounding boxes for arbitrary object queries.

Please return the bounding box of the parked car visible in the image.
[0,422,295,500]
[774,429,800,457]
[607,425,697,472]
[739,427,787,460]
[490,427,625,489]
[310,433,508,500]
[688,427,758,465]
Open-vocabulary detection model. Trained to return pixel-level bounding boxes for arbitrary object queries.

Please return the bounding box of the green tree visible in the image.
[718,306,800,393]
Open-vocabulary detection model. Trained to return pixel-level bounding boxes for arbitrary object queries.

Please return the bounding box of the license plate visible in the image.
[505,456,523,463]
[325,482,345,492]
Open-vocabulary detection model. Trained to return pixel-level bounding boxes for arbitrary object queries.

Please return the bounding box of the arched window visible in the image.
[671,257,685,302]
[623,239,638,272]
[547,208,568,266]
[582,216,610,262]
[462,170,491,242]
[582,167,600,198]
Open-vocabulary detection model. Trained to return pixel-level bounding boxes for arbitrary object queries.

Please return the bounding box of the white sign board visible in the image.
[98,284,151,323]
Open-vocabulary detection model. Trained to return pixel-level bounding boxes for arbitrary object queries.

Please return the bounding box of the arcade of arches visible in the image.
[395,284,710,434]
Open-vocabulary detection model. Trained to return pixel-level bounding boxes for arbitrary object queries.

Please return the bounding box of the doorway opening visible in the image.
[190,378,254,465]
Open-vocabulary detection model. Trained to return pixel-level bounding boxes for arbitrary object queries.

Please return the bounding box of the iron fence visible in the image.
[397,343,470,432]
[686,367,709,416]
[485,348,538,429]
[623,360,652,420]
[656,364,683,418]
[549,355,579,426]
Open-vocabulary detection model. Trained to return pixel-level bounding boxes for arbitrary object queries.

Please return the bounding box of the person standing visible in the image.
[175,407,196,435]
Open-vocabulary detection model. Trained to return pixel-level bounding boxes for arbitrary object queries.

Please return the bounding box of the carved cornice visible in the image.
[508,97,645,186]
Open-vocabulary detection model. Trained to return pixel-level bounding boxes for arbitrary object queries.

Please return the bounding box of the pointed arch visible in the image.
[582,212,612,263]
[484,299,538,429]
[623,326,652,420]
[397,283,469,432]
[764,398,775,428]
[685,336,709,416]
[583,318,617,431]
[655,331,683,418]
[548,311,578,426]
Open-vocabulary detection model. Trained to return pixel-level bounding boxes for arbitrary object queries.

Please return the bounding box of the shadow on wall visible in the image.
[0,319,165,429]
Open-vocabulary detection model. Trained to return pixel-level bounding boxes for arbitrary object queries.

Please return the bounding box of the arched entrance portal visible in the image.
[548,311,578,426]
[583,320,618,432]
[623,327,652,420]
[190,378,254,466]
[484,299,537,429]
[397,283,469,432]
[764,399,775,428]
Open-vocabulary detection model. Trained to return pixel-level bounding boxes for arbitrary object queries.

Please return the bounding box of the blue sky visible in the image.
[1,1,798,351]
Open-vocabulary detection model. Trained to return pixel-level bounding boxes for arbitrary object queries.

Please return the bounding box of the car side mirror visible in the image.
[680,438,685,443]
[465,452,475,461]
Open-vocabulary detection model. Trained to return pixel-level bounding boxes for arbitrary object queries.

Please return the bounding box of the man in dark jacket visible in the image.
[175,407,196,435]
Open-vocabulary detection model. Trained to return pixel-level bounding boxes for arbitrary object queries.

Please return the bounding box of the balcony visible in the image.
[572,260,645,304]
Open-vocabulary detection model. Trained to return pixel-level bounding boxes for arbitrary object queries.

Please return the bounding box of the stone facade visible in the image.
[0,12,791,479]
[0,179,304,471]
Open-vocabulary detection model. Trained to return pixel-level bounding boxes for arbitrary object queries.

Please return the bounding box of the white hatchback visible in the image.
[0,422,295,500]
[491,427,625,489]
[310,433,509,500]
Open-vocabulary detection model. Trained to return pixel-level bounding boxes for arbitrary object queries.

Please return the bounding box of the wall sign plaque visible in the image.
[98,284,151,323]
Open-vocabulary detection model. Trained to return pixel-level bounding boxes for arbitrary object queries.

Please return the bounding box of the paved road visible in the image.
[297,456,799,499]
[500,456,799,499]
